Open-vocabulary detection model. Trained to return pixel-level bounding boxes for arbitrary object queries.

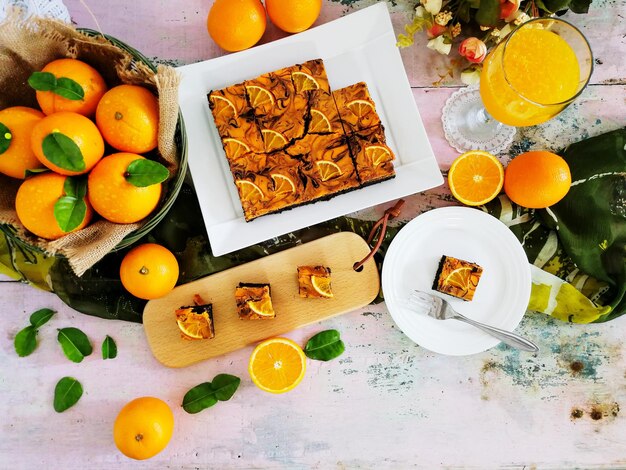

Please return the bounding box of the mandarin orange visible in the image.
[0,106,45,179]
[265,0,322,33]
[207,0,266,52]
[119,243,179,300]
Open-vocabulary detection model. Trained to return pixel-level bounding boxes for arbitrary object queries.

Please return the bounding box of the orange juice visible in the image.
[480,26,580,126]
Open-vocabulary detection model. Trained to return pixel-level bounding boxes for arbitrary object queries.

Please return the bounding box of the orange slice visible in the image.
[365,145,392,166]
[448,150,504,206]
[248,337,307,394]
[235,180,264,201]
[311,275,333,298]
[209,94,237,119]
[316,161,342,181]
[175,309,212,340]
[443,267,472,291]
[246,85,274,108]
[346,99,374,118]
[261,129,287,152]
[309,109,332,133]
[247,297,275,317]
[271,173,296,195]
[223,138,250,158]
[292,71,319,93]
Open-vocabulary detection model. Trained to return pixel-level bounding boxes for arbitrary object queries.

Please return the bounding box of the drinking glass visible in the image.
[442,18,593,154]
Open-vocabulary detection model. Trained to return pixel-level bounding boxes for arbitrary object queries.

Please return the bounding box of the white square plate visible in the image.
[177,3,443,256]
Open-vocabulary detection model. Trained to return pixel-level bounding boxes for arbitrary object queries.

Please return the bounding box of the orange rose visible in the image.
[458,37,487,63]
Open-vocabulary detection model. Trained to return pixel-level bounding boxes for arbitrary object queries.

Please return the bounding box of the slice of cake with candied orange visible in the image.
[307,90,343,134]
[256,92,309,143]
[433,255,483,301]
[245,71,294,117]
[289,59,330,94]
[332,82,381,134]
[235,283,276,319]
[348,125,396,185]
[297,266,333,298]
[175,294,215,340]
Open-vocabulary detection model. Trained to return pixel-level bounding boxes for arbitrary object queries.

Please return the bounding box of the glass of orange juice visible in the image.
[442,18,593,153]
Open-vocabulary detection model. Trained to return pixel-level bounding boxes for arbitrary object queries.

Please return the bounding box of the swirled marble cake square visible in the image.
[332,82,381,134]
[235,283,275,319]
[348,125,395,185]
[297,266,333,298]
[307,90,343,134]
[433,255,483,301]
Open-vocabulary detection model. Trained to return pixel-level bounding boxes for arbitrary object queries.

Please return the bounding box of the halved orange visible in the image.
[248,337,306,394]
[309,109,331,133]
[316,161,342,181]
[292,72,319,93]
[447,150,504,206]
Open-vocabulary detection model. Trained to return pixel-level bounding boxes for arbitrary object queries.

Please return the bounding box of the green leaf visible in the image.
[568,0,591,13]
[54,196,87,233]
[24,167,49,177]
[14,326,37,357]
[28,72,84,101]
[475,0,500,26]
[211,374,241,401]
[42,133,85,172]
[30,308,56,328]
[101,335,117,359]
[125,159,169,187]
[304,329,345,361]
[182,382,218,414]
[28,71,57,92]
[54,377,83,412]
[544,0,572,11]
[54,77,84,101]
[63,176,87,199]
[0,122,12,155]
[57,327,92,363]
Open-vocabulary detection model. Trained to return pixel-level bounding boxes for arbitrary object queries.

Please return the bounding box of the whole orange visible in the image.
[88,152,162,224]
[96,85,159,153]
[30,111,104,175]
[113,397,174,460]
[34,58,108,117]
[207,0,266,52]
[265,0,322,33]
[15,172,93,240]
[119,243,179,299]
[504,150,572,209]
[0,106,45,179]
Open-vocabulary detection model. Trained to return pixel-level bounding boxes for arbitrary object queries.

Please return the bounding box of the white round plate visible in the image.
[382,206,531,356]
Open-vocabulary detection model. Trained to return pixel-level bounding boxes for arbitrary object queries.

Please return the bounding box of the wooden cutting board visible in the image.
[143,232,380,367]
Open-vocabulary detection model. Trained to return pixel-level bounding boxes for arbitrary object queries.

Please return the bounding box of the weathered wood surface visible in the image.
[1,0,625,468]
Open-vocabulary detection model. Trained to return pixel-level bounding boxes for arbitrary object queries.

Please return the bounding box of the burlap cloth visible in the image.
[0,14,181,276]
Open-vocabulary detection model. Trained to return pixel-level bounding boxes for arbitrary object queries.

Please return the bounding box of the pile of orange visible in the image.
[0,57,168,240]
[207,0,322,52]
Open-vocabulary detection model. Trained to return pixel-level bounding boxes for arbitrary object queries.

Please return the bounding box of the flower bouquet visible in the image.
[397,0,592,83]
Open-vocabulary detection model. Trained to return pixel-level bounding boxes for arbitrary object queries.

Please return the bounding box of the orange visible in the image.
[207,0,266,52]
[0,106,45,179]
[447,150,504,206]
[96,85,159,153]
[15,172,93,240]
[30,111,104,175]
[265,0,322,33]
[248,337,307,394]
[87,152,162,224]
[504,150,571,209]
[119,243,179,300]
[113,397,174,460]
[34,58,107,117]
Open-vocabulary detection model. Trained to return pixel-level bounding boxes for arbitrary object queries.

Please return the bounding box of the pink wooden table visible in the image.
[1,1,625,468]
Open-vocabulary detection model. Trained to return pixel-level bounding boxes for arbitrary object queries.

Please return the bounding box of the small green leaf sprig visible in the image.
[304,329,345,362]
[182,374,241,414]
[14,308,55,357]
[28,72,84,101]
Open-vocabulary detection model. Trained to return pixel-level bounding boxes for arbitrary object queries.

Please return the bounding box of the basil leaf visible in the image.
[57,327,92,363]
[42,133,85,172]
[211,374,241,401]
[304,329,345,361]
[14,326,37,357]
[182,382,218,414]
[30,308,56,328]
[54,196,87,233]
[102,335,117,360]
[125,159,169,187]
[475,0,500,26]
[28,71,57,91]
[54,377,83,412]
[54,77,84,101]
[0,122,11,155]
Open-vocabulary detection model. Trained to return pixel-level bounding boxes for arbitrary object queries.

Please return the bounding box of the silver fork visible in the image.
[408,290,539,352]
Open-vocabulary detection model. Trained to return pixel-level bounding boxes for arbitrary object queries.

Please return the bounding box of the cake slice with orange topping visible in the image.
[433,255,483,301]
[348,125,396,185]
[332,82,381,134]
[297,266,333,298]
[235,283,276,319]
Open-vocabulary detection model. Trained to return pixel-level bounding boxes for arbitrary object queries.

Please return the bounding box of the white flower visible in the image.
[421,0,442,15]
[513,11,531,25]
[414,5,427,17]
[427,35,451,55]
[461,67,481,85]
